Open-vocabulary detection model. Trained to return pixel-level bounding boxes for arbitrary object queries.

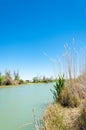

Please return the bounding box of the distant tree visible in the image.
[14,70,20,80]
[0,71,1,77]
[0,76,2,85]
[0,76,5,86]
[43,76,46,81]
[5,70,12,79]
[33,76,39,83]
[4,70,13,85]
[42,76,48,82]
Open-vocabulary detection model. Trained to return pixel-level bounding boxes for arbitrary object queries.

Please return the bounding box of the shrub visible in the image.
[51,75,65,102]
[0,76,4,85]
[18,79,24,84]
[4,77,13,85]
[58,86,80,108]
[77,100,86,130]
[33,76,40,83]
[13,70,20,80]
[0,76,6,85]
[5,70,12,79]
[42,104,67,130]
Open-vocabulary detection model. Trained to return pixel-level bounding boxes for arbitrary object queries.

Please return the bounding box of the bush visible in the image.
[33,76,40,83]
[77,100,86,130]
[18,79,24,84]
[51,75,65,102]
[4,77,13,85]
[43,104,67,130]
[58,86,80,108]
[0,76,5,85]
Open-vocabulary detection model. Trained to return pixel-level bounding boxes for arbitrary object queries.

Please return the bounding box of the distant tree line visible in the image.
[32,76,54,83]
[0,70,55,86]
[0,70,24,86]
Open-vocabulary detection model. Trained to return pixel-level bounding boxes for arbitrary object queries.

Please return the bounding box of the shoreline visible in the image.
[0,82,54,89]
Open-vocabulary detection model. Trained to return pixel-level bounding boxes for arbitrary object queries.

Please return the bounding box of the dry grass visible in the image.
[58,78,86,108]
[50,71,86,108]
[77,99,86,130]
[42,103,67,130]
[42,44,86,130]
[63,107,80,130]
[42,103,82,130]
[58,85,80,108]
[42,74,86,130]
[42,102,86,130]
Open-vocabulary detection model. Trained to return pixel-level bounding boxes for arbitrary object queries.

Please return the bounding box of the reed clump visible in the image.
[42,43,86,130]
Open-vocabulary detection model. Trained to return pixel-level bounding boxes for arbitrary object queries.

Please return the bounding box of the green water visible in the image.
[0,83,53,130]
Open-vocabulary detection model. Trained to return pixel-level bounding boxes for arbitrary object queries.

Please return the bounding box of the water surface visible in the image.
[0,83,53,130]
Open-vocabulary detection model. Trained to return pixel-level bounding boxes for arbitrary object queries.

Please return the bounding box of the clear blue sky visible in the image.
[0,0,86,79]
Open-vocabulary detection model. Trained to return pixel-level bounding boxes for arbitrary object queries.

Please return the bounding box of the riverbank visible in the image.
[0,81,54,88]
[42,77,86,130]
[42,102,86,130]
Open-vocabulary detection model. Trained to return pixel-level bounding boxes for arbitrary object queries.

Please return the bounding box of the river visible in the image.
[0,83,53,130]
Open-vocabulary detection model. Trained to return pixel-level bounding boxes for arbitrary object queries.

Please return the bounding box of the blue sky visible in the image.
[0,0,86,79]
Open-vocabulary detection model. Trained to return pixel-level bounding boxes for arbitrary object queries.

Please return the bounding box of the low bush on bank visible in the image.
[77,100,86,130]
[18,79,24,84]
[4,77,13,85]
[0,76,5,85]
[58,85,80,108]
[58,77,86,108]
[51,76,80,108]
[42,103,67,130]
[0,70,24,86]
